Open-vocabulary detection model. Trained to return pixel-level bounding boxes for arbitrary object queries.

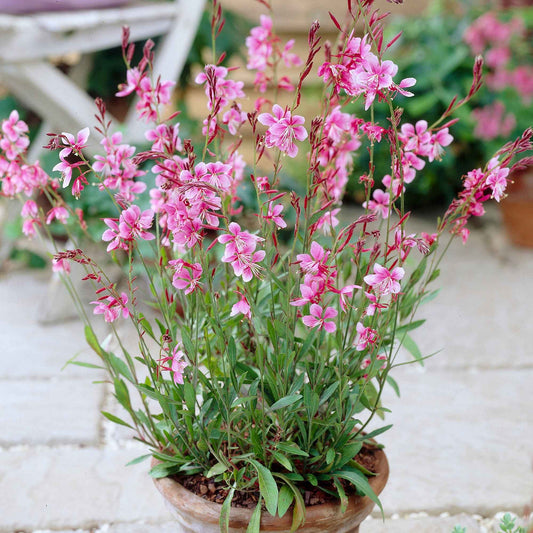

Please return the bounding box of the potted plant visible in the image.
[0,1,530,531]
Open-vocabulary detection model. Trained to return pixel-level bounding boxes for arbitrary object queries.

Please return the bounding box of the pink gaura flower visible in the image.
[264,202,287,229]
[230,292,251,320]
[170,347,189,385]
[91,292,130,323]
[364,291,388,316]
[485,157,510,202]
[222,104,247,135]
[364,263,405,296]
[296,241,330,276]
[302,304,337,333]
[169,259,203,294]
[52,256,71,274]
[45,206,69,225]
[290,275,326,307]
[118,205,155,242]
[257,104,308,158]
[218,222,264,255]
[355,321,378,351]
[1,110,28,143]
[222,248,266,282]
[363,189,390,219]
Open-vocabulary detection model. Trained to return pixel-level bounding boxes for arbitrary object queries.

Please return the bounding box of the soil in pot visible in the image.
[152,443,389,533]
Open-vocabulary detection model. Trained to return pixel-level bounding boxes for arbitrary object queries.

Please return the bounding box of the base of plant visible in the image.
[152,445,389,532]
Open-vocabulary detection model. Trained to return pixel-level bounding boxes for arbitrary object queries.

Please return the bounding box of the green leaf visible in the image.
[206,462,228,478]
[270,394,302,411]
[326,448,335,465]
[219,487,235,533]
[246,496,262,533]
[358,425,393,441]
[84,325,104,358]
[138,315,155,339]
[402,333,423,364]
[125,453,151,466]
[428,268,440,283]
[149,462,180,478]
[333,477,348,514]
[100,411,133,428]
[421,288,441,305]
[274,474,306,532]
[273,451,293,472]
[248,459,278,516]
[276,442,309,457]
[113,378,131,409]
[395,319,426,335]
[277,485,294,518]
[386,374,401,397]
[319,382,339,406]
[334,468,383,513]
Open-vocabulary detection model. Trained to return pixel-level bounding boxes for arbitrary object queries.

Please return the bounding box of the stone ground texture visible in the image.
[0,206,531,533]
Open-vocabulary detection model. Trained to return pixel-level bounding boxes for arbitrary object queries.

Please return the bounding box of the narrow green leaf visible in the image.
[277,485,294,518]
[219,487,235,533]
[270,394,302,411]
[395,319,426,335]
[273,451,293,472]
[100,411,133,428]
[421,288,441,305]
[113,378,131,409]
[248,459,278,516]
[319,382,339,406]
[207,462,228,478]
[334,469,383,513]
[138,315,155,339]
[358,425,393,441]
[333,477,348,514]
[246,497,262,533]
[326,448,335,465]
[386,374,401,397]
[276,442,309,457]
[125,453,151,466]
[402,333,423,364]
[84,325,103,357]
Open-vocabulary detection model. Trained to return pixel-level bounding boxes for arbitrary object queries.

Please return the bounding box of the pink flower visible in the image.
[485,157,509,202]
[91,292,130,323]
[364,291,387,316]
[118,205,155,242]
[257,104,308,158]
[230,293,251,319]
[355,321,377,352]
[296,241,330,276]
[302,304,337,333]
[218,222,263,255]
[364,263,405,296]
[169,259,203,294]
[363,189,390,219]
[222,104,247,135]
[45,206,69,225]
[264,202,287,229]
[246,15,273,72]
[170,347,189,385]
[1,110,28,142]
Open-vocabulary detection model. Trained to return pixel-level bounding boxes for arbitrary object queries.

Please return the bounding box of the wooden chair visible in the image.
[0,0,206,157]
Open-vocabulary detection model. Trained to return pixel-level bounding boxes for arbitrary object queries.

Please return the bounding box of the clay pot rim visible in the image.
[151,446,389,528]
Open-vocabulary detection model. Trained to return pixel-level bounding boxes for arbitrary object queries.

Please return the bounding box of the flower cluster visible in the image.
[464,11,532,140]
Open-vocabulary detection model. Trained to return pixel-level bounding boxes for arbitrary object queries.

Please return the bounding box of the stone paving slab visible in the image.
[0,447,169,533]
[370,367,533,517]
[410,234,533,370]
[0,270,105,380]
[363,513,483,532]
[0,378,102,446]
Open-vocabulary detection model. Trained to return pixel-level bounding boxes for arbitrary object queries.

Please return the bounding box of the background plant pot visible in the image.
[151,449,389,533]
[500,164,533,247]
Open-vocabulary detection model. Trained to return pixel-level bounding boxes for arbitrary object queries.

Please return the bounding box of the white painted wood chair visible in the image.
[0,0,206,157]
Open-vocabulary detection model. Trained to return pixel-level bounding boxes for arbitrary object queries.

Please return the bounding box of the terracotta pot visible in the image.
[152,448,389,532]
[500,164,533,247]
